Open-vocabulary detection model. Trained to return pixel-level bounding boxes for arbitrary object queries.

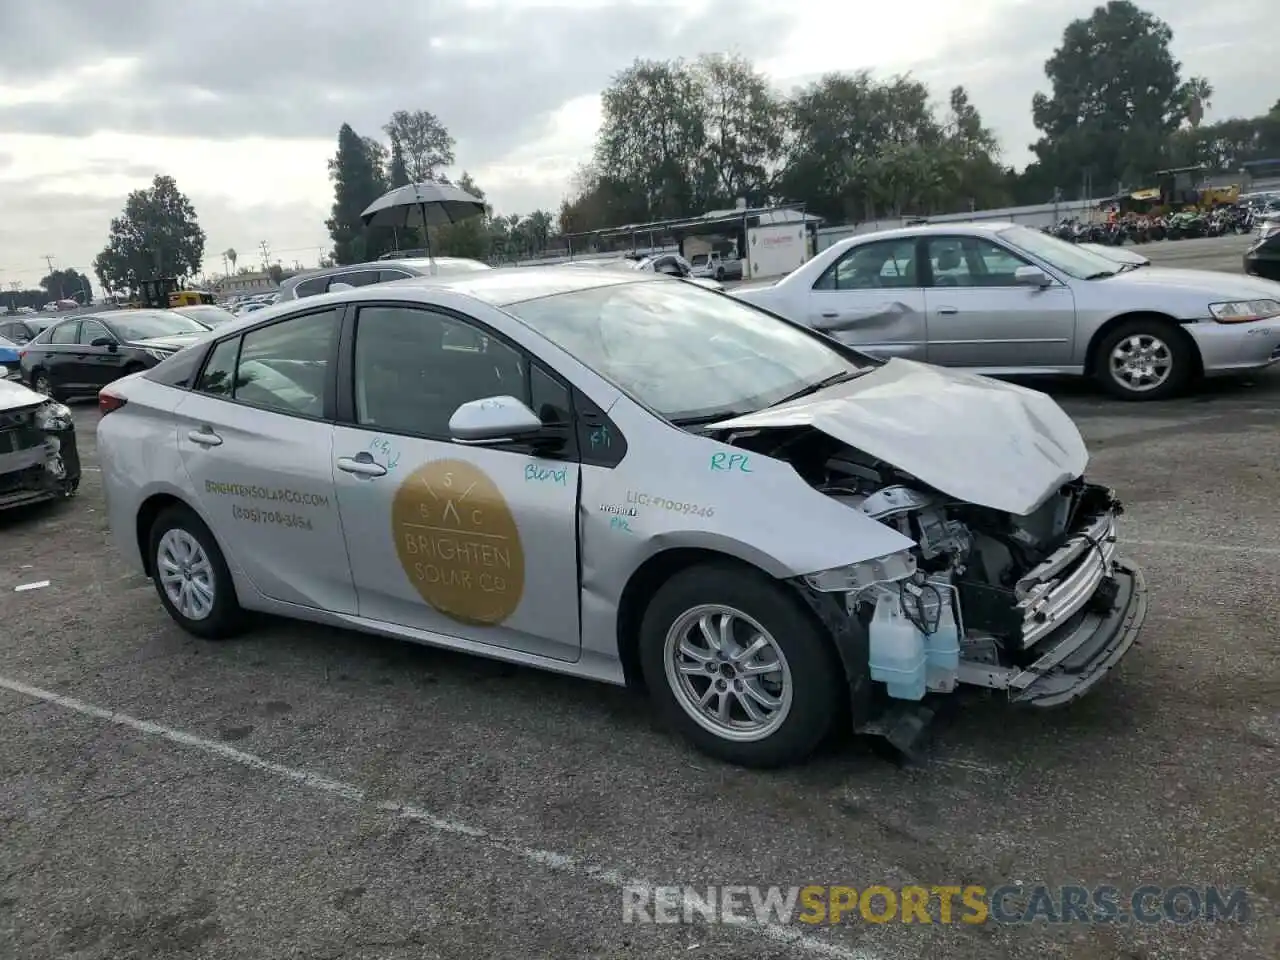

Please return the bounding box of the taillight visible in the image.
[99,390,127,415]
[17,349,25,359]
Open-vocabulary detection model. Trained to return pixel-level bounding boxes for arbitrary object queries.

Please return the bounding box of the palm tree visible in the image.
[1185,77,1213,128]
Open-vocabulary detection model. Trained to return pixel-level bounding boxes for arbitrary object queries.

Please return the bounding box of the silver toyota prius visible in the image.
[97,268,1147,768]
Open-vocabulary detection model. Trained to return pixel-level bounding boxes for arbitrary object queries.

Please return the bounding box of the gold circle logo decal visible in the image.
[391,459,525,626]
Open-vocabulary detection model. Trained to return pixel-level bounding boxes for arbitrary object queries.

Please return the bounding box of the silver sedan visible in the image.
[734,222,1280,400]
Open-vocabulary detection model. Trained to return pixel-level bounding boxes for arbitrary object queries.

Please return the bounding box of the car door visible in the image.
[75,318,129,389]
[806,237,926,359]
[42,320,81,390]
[174,306,356,613]
[329,301,582,662]
[922,235,1077,369]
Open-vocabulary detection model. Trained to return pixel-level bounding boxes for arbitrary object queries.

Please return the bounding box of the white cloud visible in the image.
[0,0,1271,287]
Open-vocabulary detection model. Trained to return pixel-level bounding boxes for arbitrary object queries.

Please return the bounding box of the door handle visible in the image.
[336,455,387,478]
[187,428,222,446]
[821,311,839,319]
[936,307,959,315]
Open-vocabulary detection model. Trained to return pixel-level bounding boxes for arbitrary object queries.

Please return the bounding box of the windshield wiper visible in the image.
[1083,270,1120,280]
[770,370,861,406]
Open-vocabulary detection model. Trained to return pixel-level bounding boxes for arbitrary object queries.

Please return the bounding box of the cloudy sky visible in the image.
[0,0,1269,288]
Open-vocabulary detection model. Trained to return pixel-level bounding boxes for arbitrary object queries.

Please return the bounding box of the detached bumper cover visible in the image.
[1012,560,1147,707]
[0,423,80,510]
[956,560,1148,707]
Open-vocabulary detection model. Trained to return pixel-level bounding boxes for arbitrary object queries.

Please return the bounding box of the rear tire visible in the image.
[148,505,245,640]
[638,563,842,768]
[1094,319,1193,401]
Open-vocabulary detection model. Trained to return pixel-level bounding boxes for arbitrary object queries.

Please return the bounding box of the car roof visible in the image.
[282,257,489,287]
[840,221,1017,245]
[375,265,657,307]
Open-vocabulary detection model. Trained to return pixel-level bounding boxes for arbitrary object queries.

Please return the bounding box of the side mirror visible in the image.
[91,337,115,348]
[1014,266,1053,288]
[448,395,544,444]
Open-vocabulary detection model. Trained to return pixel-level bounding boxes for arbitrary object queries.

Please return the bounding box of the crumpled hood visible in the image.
[1107,266,1280,298]
[0,377,47,412]
[710,358,1088,516]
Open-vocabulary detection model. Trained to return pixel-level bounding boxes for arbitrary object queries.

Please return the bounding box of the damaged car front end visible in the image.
[710,358,1147,716]
[0,369,80,510]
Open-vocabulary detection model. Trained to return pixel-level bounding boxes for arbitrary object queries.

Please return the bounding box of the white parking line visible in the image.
[0,674,882,960]
[1126,538,1280,557]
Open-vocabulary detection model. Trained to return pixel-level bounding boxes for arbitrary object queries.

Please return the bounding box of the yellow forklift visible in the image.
[132,277,216,309]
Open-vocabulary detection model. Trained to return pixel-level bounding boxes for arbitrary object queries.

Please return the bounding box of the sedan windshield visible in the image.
[107,311,209,341]
[998,225,1122,279]
[175,305,238,327]
[504,279,872,422]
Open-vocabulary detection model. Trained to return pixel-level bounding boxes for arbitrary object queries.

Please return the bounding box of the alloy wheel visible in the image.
[663,604,793,743]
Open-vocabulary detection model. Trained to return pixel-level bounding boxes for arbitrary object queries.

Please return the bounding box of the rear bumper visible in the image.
[957,560,1148,707]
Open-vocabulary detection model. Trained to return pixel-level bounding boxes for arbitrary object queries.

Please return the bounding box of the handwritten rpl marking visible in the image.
[710,452,752,473]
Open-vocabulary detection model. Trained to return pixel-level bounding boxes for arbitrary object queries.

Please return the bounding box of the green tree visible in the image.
[384,110,455,183]
[594,58,708,219]
[1030,1,1198,194]
[40,268,93,303]
[777,71,947,221]
[433,172,491,259]
[325,123,391,264]
[693,53,783,206]
[387,140,410,188]
[557,161,648,236]
[93,174,205,290]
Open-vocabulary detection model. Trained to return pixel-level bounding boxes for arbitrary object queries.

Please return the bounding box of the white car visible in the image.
[96,268,1146,768]
[734,222,1280,400]
[566,254,725,292]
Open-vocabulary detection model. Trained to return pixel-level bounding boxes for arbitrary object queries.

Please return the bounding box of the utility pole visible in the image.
[258,240,271,271]
[41,255,62,299]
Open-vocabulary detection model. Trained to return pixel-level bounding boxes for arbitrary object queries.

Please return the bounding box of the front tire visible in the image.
[148,505,244,639]
[1094,319,1193,401]
[638,563,841,768]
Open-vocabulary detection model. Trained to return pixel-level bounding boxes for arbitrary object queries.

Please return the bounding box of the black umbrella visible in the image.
[360,181,486,263]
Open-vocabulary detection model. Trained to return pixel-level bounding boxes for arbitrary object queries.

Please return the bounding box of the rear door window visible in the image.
[293,276,330,299]
[50,321,80,344]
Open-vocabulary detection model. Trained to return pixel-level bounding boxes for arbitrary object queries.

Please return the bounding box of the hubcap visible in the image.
[34,375,50,395]
[1109,334,1172,392]
[663,604,793,743]
[157,528,216,621]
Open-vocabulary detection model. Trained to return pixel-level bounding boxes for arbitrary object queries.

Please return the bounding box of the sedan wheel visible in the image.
[1095,320,1192,401]
[664,604,793,743]
[639,563,841,768]
[148,505,244,639]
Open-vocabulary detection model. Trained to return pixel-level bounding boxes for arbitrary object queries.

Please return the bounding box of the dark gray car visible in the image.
[276,257,492,301]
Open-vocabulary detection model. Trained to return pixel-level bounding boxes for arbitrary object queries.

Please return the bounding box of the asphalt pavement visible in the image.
[0,232,1276,960]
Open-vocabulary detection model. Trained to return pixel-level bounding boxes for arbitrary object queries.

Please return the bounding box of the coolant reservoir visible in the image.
[868,590,927,701]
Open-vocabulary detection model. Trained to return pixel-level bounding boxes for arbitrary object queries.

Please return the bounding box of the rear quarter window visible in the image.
[144,342,212,389]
